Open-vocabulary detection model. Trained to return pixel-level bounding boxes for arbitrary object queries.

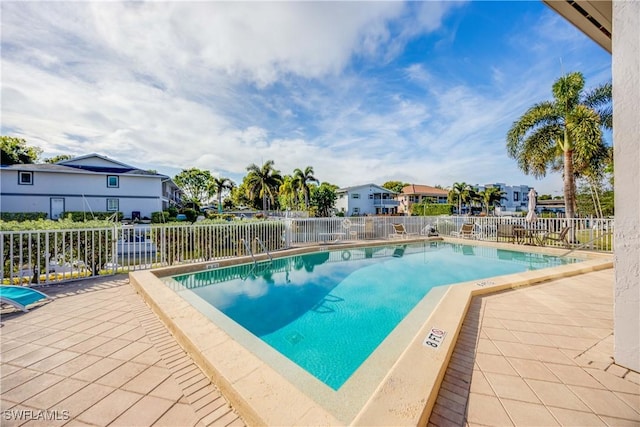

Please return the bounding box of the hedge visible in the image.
[0,212,48,222]
[411,203,454,216]
[65,211,123,221]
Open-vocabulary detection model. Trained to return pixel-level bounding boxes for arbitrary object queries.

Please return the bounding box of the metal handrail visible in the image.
[255,237,273,263]
[560,232,613,257]
[240,238,257,266]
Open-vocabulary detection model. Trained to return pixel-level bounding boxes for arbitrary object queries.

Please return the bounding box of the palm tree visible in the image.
[246,160,283,212]
[210,177,235,214]
[293,166,319,209]
[448,182,471,214]
[478,187,506,215]
[507,72,611,219]
[278,175,297,210]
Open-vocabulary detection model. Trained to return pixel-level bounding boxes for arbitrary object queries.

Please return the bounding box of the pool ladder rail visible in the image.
[240,238,273,279]
[560,231,613,257]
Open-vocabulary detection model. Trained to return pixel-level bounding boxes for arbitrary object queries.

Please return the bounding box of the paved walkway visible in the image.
[429,269,640,426]
[0,275,243,427]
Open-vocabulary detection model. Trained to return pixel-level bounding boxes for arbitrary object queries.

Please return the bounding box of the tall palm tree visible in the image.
[448,182,471,214]
[507,72,611,219]
[245,160,283,212]
[209,177,235,214]
[293,166,319,209]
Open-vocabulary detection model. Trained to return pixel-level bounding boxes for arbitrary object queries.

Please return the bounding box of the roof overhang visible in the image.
[543,0,611,53]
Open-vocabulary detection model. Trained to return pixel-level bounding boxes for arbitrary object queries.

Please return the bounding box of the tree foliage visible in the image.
[278,175,299,210]
[448,182,472,214]
[477,187,506,214]
[310,182,338,217]
[44,154,74,164]
[245,160,283,211]
[507,72,611,219]
[173,168,214,209]
[293,166,319,209]
[382,181,408,194]
[1,136,42,165]
[209,176,235,214]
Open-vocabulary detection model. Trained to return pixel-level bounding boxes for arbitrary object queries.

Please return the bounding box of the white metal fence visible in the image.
[1,216,613,285]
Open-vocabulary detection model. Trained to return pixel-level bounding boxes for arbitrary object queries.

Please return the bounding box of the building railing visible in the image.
[1,215,613,286]
[372,200,400,207]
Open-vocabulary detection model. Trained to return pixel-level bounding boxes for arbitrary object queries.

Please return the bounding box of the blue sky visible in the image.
[1,1,611,196]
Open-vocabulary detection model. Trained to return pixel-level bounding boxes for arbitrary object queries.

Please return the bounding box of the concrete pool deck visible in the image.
[0,276,243,427]
[428,268,640,427]
[1,240,636,426]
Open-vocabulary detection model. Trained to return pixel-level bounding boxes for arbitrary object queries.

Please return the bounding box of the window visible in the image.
[18,171,33,185]
[353,207,360,214]
[513,192,520,201]
[106,198,119,212]
[369,194,374,199]
[352,193,360,199]
[107,175,119,188]
[409,196,416,202]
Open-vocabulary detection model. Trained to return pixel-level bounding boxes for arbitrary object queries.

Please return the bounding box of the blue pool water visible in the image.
[169,242,578,390]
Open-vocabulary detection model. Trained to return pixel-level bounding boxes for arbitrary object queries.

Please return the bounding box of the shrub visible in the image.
[0,212,47,222]
[181,208,198,223]
[65,211,123,221]
[151,211,171,223]
[166,206,178,217]
[204,213,236,221]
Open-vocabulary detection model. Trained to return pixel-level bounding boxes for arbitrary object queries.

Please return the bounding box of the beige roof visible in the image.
[401,184,449,196]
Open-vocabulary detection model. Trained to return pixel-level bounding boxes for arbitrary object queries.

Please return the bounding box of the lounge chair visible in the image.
[420,224,439,237]
[342,219,358,240]
[450,223,479,239]
[541,226,572,248]
[389,223,417,239]
[0,285,51,312]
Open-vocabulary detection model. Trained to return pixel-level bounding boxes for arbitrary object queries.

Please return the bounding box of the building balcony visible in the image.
[373,199,399,208]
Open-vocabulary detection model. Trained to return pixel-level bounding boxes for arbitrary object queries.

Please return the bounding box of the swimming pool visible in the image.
[164,242,579,390]
[132,238,612,425]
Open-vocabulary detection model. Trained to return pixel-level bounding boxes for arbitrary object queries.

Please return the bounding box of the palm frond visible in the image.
[583,81,612,130]
[507,101,559,158]
[552,72,585,112]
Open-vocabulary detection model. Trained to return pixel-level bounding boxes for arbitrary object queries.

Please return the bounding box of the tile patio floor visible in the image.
[1,268,638,426]
[0,275,243,427]
[428,268,640,427]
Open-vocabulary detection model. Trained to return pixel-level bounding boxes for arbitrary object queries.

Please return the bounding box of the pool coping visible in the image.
[129,237,613,426]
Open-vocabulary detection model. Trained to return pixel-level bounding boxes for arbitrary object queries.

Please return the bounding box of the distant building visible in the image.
[476,183,531,214]
[335,184,398,216]
[397,184,449,215]
[536,198,566,214]
[1,153,182,219]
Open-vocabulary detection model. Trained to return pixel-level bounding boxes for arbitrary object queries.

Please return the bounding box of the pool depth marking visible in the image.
[423,327,447,349]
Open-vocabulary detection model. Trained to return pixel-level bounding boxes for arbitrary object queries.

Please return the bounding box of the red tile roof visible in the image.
[401,184,449,196]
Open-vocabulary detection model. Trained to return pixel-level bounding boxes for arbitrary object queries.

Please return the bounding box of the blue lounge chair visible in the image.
[0,286,51,312]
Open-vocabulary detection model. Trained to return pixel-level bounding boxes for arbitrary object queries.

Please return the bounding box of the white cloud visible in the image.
[0,1,608,198]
